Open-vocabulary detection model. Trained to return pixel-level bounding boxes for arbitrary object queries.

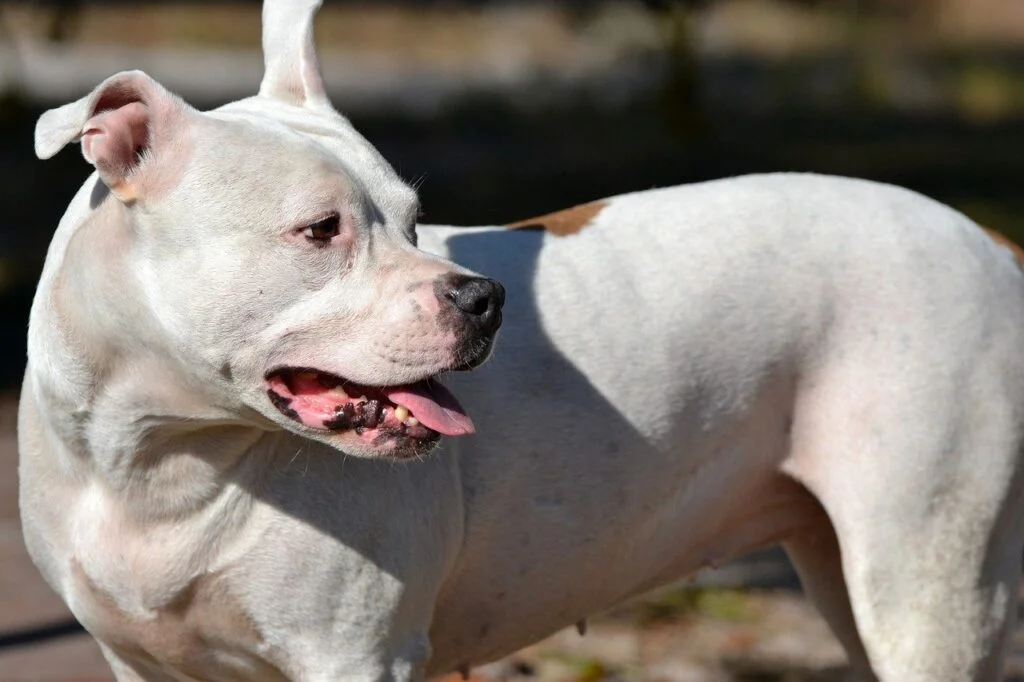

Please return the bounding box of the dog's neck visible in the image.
[26,188,268,520]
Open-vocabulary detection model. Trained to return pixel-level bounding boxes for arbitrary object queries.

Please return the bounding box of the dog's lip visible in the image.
[263,366,474,438]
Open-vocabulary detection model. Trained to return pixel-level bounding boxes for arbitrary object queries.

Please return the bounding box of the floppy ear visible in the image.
[259,0,331,109]
[34,70,187,202]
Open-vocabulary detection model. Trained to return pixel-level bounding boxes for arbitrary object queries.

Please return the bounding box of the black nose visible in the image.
[443,275,505,335]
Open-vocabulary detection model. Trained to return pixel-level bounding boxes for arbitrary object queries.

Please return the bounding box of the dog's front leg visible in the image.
[298,631,433,682]
[247,442,464,682]
[98,644,176,682]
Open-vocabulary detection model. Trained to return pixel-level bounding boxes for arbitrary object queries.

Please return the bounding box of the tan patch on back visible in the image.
[507,200,608,237]
[983,226,1024,268]
[71,560,286,680]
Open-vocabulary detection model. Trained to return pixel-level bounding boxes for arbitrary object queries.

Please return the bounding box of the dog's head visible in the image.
[33,0,503,460]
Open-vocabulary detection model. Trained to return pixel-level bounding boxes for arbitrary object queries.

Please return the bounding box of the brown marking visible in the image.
[983,226,1024,268]
[71,559,286,681]
[507,200,608,237]
[108,179,138,203]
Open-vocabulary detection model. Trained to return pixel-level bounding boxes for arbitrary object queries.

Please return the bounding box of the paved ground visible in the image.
[2,388,1024,682]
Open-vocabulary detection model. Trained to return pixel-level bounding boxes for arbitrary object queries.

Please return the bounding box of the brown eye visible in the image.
[303,214,341,243]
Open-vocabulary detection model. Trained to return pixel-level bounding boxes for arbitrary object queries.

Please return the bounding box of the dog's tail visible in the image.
[259,0,330,110]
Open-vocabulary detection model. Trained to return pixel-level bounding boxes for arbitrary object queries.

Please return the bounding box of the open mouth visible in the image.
[265,368,474,445]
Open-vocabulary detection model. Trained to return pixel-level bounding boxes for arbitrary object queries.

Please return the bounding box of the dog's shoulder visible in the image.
[506,201,609,237]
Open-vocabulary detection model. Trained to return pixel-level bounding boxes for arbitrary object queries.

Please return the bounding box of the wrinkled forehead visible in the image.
[204,96,419,228]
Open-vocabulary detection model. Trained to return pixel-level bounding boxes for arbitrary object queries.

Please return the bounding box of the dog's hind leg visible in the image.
[837,474,1022,682]
[785,362,1024,681]
[783,497,877,681]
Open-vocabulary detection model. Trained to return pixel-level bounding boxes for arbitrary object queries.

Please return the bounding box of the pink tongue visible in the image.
[385,382,474,437]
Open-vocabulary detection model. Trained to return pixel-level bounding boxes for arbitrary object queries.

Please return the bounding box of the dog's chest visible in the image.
[61,484,286,680]
[70,557,286,680]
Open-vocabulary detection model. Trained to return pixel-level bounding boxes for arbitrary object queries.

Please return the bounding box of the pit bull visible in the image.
[19,0,1024,680]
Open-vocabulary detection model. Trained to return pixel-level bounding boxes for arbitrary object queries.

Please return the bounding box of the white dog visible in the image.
[19,1,1024,680]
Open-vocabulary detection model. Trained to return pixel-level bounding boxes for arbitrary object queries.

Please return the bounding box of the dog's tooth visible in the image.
[329,385,349,399]
[354,395,368,404]
[364,400,382,428]
[394,406,409,422]
[406,416,419,427]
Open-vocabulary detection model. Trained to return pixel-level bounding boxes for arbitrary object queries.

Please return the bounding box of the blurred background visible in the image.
[2,0,1024,680]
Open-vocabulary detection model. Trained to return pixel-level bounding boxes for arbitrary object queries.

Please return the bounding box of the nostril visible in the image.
[465,295,489,316]
[447,277,500,318]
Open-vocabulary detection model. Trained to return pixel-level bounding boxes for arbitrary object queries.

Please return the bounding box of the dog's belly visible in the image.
[427,477,815,674]
[426,367,810,672]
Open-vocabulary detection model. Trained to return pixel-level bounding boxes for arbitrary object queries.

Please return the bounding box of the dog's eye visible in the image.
[303,215,341,243]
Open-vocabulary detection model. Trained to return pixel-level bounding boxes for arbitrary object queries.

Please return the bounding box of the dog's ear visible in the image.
[259,0,331,109]
[34,70,189,202]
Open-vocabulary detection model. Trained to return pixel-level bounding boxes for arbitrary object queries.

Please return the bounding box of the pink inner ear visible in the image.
[81,101,150,186]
